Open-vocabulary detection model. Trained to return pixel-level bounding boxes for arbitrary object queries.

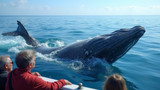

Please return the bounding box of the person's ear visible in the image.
[26,63,31,70]
[28,63,32,68]
[4,64,8,69]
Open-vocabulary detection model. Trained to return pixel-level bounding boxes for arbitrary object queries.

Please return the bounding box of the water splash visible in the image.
[40,41,50,47]
[53,40,65,47]
[0,37,23,46]
[69,60,85,70]
[36,52,58,62]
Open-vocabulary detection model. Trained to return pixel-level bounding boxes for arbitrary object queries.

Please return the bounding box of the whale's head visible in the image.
[85,26,145,64]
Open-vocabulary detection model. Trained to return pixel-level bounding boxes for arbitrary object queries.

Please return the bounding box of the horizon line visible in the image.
[0,14,160,16]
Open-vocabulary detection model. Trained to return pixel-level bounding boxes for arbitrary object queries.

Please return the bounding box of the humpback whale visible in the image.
[2,21,145,64]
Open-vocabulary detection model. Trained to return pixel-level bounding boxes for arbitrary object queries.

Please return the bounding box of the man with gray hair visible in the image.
[0,55,13,90]
[6,50,72,90]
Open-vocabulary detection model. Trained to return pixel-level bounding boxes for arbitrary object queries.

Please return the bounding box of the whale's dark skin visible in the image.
[2,21,145,64]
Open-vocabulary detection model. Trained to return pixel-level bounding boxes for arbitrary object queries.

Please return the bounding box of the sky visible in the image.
[0,0,160,15]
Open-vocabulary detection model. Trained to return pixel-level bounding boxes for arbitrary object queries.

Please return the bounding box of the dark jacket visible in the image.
[6,68,66,90]
[0,70,9,90]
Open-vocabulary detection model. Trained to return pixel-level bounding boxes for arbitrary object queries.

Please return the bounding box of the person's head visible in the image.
[0,55,13,72]
[103,74,127,90]
[15,50,36,70]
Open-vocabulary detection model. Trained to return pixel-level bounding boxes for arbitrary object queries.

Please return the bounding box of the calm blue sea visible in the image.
[0,15,160,90]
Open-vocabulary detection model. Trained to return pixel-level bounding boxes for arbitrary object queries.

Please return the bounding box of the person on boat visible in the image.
[0,55,13,90]
[6,50,72,90]
[103,74,127,90]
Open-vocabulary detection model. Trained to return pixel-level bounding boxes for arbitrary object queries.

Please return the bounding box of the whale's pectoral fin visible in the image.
[2,31,19,36]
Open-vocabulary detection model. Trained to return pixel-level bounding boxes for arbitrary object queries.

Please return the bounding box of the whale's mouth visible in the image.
[95,27,145,64]
[106,38,138,64]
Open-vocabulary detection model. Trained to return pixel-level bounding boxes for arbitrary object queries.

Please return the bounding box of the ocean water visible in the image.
[0,15,160,90]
